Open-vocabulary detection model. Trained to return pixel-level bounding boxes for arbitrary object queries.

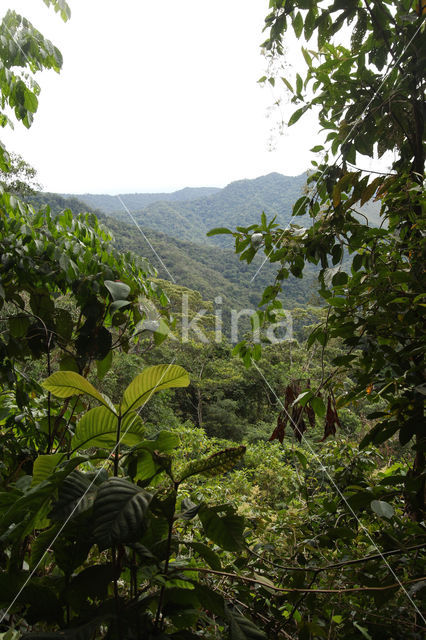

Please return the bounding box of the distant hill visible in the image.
[61,186,221,215]
[28,190,317,322]
[66,172,308,247]
[104,216,316,313]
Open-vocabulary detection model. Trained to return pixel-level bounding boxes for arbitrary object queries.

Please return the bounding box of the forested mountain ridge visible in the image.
[61,185,222,214]
[29,170,377,322]
[64,172,308,246]
[105,217,316,311]
[28,191,316,315]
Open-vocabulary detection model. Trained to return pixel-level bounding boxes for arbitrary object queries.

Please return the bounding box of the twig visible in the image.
[180,566,426,594]
[247,542,426,573]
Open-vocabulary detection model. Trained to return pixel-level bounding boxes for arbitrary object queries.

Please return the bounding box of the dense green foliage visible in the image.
[27,191,317,326]
[215,0,425,516]
[0,154,41,196]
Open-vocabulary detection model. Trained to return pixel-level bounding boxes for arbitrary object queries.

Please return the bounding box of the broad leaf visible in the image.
[104,279,130,301]
[198,505,245,551]
[371,500,394,519]
[185,541,222,570]
[30,524,61,568]
[43,371,115,413]
[310,396,326,418]
[49,469,106,521]
[288,104,309,126]
[96,349,112,379]
[32,453,65,486]
[134,431,180,483]
[206,227,233,236]
[71,406,145,451]
[227,609,268,639]
[121,364,189,414]
[93,477,152,550]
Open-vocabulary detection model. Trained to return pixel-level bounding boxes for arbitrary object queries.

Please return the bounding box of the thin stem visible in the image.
[248,543,425,573]
[46,332,52,453]
[114,414,122,477]
[155,485,179,630]
[112,414,123,632]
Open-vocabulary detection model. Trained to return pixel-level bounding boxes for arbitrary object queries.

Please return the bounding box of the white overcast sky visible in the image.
[2,0,322,194]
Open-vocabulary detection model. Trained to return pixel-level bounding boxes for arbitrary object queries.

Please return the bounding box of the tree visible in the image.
[0,153,42,195]
[0,1,168,457]
[0,3,69,171]
[211,1,425,517]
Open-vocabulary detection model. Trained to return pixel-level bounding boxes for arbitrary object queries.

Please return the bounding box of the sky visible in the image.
[2,0,323,194]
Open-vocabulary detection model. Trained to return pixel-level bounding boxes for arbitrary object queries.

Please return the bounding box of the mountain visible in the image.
[66,172,308,247]
[25,171,380,338]
[61,186,221,215]
[104,216,316,312]
[28,188,317,325]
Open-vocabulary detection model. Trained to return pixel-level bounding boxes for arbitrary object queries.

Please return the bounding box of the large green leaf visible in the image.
[49,469,107,521]
[133,431,180,483]
[30,524,61,568]
[185,541,222,570]
[120,364,190,414]
[43,371,115,413]
[371,499,394,519]
[104,279,130,301]
[32,453,65,486]
[227,609,268,639]
[179,446,246,482]
[0,459,85,541]
[198,505,245,551]
[71,406,145,451]
[93,478,152,550]
[206,227,234,236]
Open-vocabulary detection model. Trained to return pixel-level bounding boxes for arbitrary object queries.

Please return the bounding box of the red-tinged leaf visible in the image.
[360,176,383,206]
[333,184,341,207]
[285,381,300,409]
[270,411,287,443]
[290,406,306,442]
[306,404,316,429]
[321,394,341,441]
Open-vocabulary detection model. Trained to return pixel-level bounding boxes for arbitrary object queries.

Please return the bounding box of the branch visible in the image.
[181,566,426,594]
